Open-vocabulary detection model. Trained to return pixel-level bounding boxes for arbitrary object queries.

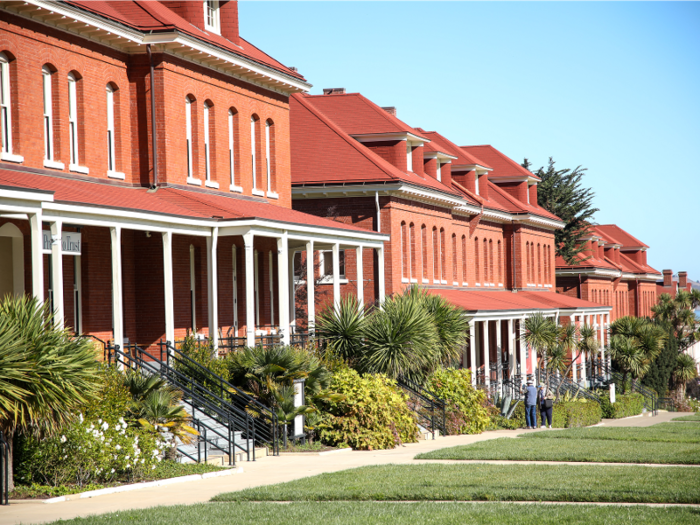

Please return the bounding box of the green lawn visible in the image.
[45,501,700,525]
[213,463,700,504]
[518,423,700,443]
[673,413,700,422]
[416,436,700,464]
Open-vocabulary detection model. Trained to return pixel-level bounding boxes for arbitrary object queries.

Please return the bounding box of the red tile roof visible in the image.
[300,93,427,138]
[462,145,539,181]
[415,129,491,168]
[65,1,305,81]
[0,168,376,235]
[555,253,618,271]
[595,224,649,249]
[618,253,660,276]
[427,289,605,314]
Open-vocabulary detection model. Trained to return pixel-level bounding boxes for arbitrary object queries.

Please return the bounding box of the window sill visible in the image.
[402,278,409,283]
[69,164,89,175]
[440,280,447,285]
[317,277,349,285]
[410,279,417,283]
[108,170,125,180]
[422,279,429,284]
[544,284,553,288]
[252,188,265,197]
[498,283,503,287]
[230,184,243,193]
[187,177,202,186]
[475,283,482,287]
[462,282,469,287]
[205,180,220,189]
[537,284,543,288]
[44,159,65,170]
[526,284,537,288]
[1,152,24,163]
[453,282,459,286]
[267,191,279,199]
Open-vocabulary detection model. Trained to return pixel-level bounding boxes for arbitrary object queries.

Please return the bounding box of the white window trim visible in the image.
[203,102,211,182]
[42,66,54,163]
[204,0,221,34]
[251,116,257,191]
[475,173,480,195]
[436,161,441,182]
[406,143,413,173]
[317,250,348,284]
[106,84,116,173]
[68,73,78,166]
[228,109,235,188]
[186,97,193,178]
[1,53,19,160]
[265,121,272,193]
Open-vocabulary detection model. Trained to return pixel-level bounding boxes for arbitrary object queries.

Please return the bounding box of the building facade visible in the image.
[290,89,610,390]
[0,1,387,352]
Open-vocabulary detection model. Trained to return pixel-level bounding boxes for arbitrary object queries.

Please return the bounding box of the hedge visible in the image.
[509,400,602,428]
[607,393,645,419]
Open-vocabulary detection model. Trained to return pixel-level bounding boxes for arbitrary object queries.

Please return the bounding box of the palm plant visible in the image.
[315,294,367,362]
[609,336,647,393]
[521,313,558,385]
[672,353,698,404]
[653,291,700,351]
[610,316,667,391]
[0,295,101,490]
[360,290,440,383]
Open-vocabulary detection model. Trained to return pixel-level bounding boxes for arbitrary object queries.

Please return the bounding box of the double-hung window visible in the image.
[186,96,194,181]
[106,85,115,171]
[1,53,19,161]
[204,0,220,33]
[42,67,54,162]
[265,121,271,192]
[203,102,211,182]
[228,110,240,191]
[251,116,259,193]
[68,74,79,166]
[406,143,412,172]
[321,250,345,281]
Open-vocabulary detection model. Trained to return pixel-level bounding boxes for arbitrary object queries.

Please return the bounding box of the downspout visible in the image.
[578,274,582,300]
[375,191,381,232]
[147,44,159,189]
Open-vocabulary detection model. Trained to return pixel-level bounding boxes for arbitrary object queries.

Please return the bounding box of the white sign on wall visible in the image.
[42,231,82,256]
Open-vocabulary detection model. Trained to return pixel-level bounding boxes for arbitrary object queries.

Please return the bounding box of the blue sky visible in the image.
[241,2,700,277]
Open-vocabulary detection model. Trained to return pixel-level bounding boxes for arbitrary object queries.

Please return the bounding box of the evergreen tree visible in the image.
[522,158,599,264]
[641,325,678,397]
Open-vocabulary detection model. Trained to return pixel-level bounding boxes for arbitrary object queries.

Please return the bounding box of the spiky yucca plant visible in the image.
[315,294,367,362]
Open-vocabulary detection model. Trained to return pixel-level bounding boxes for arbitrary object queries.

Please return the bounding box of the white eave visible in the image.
[424,151,458,162]
[351,132,430,144]
[556,268,622,278]
[452,164,493,174]
[512,214,565,230]
[3,1,310,95]
[489,175,540,184]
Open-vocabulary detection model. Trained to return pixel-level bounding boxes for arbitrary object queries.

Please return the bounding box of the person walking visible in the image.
[523,380,538,429]
[538,384,554,429]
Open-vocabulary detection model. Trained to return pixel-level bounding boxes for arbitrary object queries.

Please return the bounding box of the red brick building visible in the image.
[0,1,387,351]
[290,89,609,389]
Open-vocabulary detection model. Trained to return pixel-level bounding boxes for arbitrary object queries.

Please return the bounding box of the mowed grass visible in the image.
[674,413,700,422]
[518,422,700,443]
[417,436,700,464]
[212,463,700,504]
[45,501,700,525]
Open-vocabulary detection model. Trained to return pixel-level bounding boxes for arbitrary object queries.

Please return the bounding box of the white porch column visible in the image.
[332,242,341,312]
[29,212,44,303]
[162,231,175,345]
[244,232,255,347]
[377,245,385,305]
[519,317,527,384]
[306,241,315,334]
[277,233,290,345]
[206,227,219,349]
[483,320,490,387]
[288,249,295,333]
[495,320,502,389]
[599,313,606,372]
[507,318,515,379]
[49,220,64,328]
[356,246,364,308]
[469,320,476,386]
[111,226,124,350]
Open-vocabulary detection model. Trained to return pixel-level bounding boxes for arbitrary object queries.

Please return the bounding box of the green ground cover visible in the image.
[213,463,700,504]
[518,423,700,443]
[673,413,700,422]
[416,437,700,464]
[45,502,700,525]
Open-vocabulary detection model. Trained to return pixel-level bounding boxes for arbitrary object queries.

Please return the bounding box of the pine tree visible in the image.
[641,325,678,397]
[522,158,599,264]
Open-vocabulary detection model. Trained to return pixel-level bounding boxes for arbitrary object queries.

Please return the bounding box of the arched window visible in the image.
[410,223,416,281]
[525,242,530,283]
[265,119,276,195]
[0,52,15,156]
[433,227,439,282]
[42,66,55,162]
[421,225,428,281]
[228,108,240,190]
[475,238,480,283]
[186,95,194,179]
[497,240,502,286]
[440,228,446,282]
[106,83,118,174]
[68,72,80,166]
[401,221,408,279]
[251,115,262,193]
[483,238,488,283]
[203,101,212,183]
[251,115,257,191]
[452,233,457,284]
[537,243,541,284]
[488,239,493,284]
[461,235,467,284]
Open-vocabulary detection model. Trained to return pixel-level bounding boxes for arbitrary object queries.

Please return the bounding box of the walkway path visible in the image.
[1,410,689,525]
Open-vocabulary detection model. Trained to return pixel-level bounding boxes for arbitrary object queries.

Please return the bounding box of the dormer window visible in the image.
[475,173,480,195]
[526,184,530,204]
[406,143,413,172]
[436,161,441,182]
[204,0,220,34]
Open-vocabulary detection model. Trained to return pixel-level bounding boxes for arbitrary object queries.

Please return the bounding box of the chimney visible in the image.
[289,66,298,72]
[323,88,346,95]
[381,106,397,117]
[219,1,240,46]
[679,271,688,288]
[663,269,672,287]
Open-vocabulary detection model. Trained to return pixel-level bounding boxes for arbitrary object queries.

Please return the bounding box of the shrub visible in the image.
[600,393,645,419]
[552,400,603,428]
[317,368,418,450]
[425,368,491,434]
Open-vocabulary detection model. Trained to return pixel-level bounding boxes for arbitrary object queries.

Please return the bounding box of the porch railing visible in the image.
[397,378,446,439]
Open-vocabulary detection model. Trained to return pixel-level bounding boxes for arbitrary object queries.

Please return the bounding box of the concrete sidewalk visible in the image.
[1,410,690,525]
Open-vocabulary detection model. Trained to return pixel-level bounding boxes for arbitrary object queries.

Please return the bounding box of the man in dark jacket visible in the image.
[523,380,538,429]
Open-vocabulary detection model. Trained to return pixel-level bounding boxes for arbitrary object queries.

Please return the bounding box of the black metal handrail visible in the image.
[0,431,8,505]
[160,340,279,455]
[610,371,658,416]
[397,378,446,439]
[658,397,677,412]
[545,372,602,404]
